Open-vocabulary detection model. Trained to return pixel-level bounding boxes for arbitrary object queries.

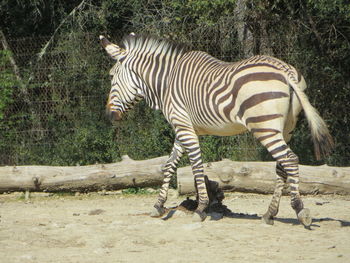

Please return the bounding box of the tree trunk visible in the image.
[0,29,43,140]
[0,29,32,100]
[0,29,23,83]
[1,157,349,195]
[177,160,350,195]
[234,0,254,58]
[0,155,168,193]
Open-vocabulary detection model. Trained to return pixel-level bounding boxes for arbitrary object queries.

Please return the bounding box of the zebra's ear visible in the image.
[99,35,127,61]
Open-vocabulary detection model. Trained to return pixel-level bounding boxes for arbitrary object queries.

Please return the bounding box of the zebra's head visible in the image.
[100,34,144,121]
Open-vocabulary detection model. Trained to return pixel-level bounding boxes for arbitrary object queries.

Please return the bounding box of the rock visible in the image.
[171,209,188,218]
[52,222,66,228]
[19,254,37,261]
[182,223,203,230]
[315,201,330,206]
[98,190,107,195]
[145,188,158,194]
[88,209,105,215]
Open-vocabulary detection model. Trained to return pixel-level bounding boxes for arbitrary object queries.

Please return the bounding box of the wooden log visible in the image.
[0,155,168,193]
[177,160,350,195]
[1,157,349,195]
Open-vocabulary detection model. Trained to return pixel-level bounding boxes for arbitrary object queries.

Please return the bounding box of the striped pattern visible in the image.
[101,34,333,224]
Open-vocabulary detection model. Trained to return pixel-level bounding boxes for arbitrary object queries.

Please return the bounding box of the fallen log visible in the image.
[177,160,350,195]
[0,155,168,193]
[0,157,349,195]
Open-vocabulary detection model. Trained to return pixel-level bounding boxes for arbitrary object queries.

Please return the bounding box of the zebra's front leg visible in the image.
[150,140,184,217]
[176,129,209,222]
[262,163,287,225]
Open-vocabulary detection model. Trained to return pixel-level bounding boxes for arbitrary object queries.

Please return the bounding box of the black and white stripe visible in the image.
[101,34,333,225]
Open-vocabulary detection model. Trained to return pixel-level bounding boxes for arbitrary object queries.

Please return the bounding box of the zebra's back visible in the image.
[167,52,300,137]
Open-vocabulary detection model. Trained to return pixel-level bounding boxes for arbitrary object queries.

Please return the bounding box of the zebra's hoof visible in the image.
[192,210,207,222]
[262,213,274,225]
[150,205,165,217]
[297,208,312,227]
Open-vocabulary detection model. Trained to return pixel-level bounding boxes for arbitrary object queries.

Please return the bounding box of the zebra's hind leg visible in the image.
[262,163,286,225]
[254,130,312,227]
[151,140,184,217]
[279,151,312,227]
[278,151,312,227]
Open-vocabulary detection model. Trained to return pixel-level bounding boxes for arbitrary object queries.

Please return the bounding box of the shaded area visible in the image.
[162,191,350,229]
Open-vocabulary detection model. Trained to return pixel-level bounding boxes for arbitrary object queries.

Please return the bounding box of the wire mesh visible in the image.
[0,30,341,166]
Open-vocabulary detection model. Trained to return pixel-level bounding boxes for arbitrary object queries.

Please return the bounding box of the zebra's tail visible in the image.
[289,75,334,160]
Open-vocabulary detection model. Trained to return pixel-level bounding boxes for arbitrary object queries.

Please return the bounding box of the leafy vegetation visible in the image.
[0,0,349,167]
[0,50,16,119]
[122,187,159,195]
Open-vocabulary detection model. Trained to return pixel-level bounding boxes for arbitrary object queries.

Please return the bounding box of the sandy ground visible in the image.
[0,191,349,263]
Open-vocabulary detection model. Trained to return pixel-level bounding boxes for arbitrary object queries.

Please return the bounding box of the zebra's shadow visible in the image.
[163,196,350,228]
[220,211,350,228]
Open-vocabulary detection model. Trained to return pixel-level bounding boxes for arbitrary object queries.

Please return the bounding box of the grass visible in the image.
[122,187,159,195]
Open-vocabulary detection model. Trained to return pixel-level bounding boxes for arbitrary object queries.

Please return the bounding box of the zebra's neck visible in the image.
[121,35,188,110]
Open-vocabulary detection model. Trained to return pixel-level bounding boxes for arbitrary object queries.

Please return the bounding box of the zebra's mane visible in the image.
[120,34,190,56]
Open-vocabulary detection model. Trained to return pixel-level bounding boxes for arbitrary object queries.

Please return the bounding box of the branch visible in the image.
[0,29,23,83]
[36,0,87,62]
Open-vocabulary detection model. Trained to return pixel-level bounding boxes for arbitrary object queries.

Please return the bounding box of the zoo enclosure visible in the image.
[0,27,348,167]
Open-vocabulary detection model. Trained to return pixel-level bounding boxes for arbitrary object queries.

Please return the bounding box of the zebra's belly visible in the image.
[194,122,247,136]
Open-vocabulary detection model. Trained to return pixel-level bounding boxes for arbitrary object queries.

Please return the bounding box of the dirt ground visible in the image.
[0,191,349,263]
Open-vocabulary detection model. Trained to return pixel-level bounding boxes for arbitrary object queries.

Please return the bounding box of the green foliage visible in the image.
[199,134,265,163]
[29,30,122,165]
[0,50,16,119]
[0,0,349,167]
[0,0,84,37]
[0,50,17,164]
[122,187,158,195]
[114,103,174,160]
[169,0,237,26]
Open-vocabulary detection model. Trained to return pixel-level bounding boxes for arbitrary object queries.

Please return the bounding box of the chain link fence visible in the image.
[0,30,338,166]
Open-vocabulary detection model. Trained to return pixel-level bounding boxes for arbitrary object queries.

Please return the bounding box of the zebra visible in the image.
[100,33,334,226]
